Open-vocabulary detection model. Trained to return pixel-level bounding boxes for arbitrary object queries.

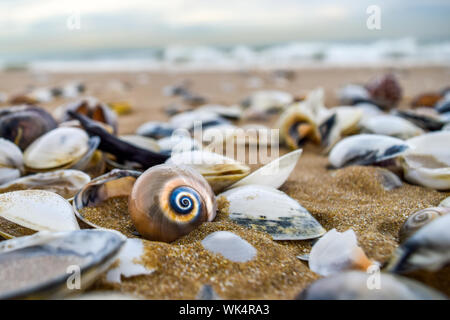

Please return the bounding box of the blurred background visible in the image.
[1,0,450,71]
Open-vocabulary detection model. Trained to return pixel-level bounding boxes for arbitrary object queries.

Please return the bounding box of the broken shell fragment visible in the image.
[439,197,450,208]
[387,214,450,273]
[129,164,217,242]
[227,149,302,190]
[201,231,256,262]
[401,131,450,190]
[0,190,79,239]
[0,229,125,299]
[167,150,250,193]
[136,121,175,139]
[399,207,450,243]
[218,185,325,240]
[0,138,24,185]
[308,229,373,276]
[297,271,446,300]
[328,134,409,168]
[360,115,424,140]
[0,169,90,199]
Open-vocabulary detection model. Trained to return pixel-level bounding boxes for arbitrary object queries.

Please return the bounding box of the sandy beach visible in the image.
[1,66,449,299]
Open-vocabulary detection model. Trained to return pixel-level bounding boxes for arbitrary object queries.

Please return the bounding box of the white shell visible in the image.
[387,214,450,273]
[439,196,450,208]
[159,134,201,154]
[360,115,424,139]
[201,231,256,262]
[227,149,302,190]
[309,229,372,276]
[401,131,450,190]
[244,90,293,112]
[24,127,89,170]
[0,138,24,184]
[106,238,154,283]
[0,190,79,232]
[119,135,160,152]
[170,110,228,130]
[0,169,91,199]
[337,84,370,105]
[195,104,242,120]
[167,150,250,193]
[219,185,325,240]
[329,134,409,168]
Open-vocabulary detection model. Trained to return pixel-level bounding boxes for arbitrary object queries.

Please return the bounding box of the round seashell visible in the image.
[24,127,90,171]
[0,229,125,299]
[365,73,402,110]
[218,185,325,240]
[387,214,450,273]
[297,271,446,300]
[359,114,424,140]
[0,169,91,200]
[129,164,217,242]
[399,207,450,243]
[0,138,24,185]
[0,190,79,239]
[227,149,302,190]
[308,229,373,276]
[0,106,57,150]
[401,131,450,190]
[166,150,250,193]
[328,134,409,168]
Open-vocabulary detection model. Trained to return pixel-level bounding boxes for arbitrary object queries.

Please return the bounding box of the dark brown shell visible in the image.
[365,73,402,110]
[399,207,450,243]
[129,164,216,242]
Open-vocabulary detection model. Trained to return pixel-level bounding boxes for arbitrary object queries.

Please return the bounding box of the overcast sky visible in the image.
[1,0,450,54]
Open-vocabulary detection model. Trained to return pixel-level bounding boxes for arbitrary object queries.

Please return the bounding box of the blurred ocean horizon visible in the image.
[2,37,450,72]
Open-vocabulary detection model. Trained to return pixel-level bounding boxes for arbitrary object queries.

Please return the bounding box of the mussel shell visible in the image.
[73,169,141,228]
[297,271,446,300]
[23,127,91,171]
[0,230,125,299]
[399,207,450,243]
[328,134,409,168]
[0,106,57,150]
[136,121,175,139]
[394,109,444,131]
[129,164,217,242]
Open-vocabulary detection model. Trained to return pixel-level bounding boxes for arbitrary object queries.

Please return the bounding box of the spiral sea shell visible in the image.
[398,207,450,243]
[129,164,216,242]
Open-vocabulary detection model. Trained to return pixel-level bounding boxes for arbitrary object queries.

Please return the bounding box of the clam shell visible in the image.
[166,150,250,193]
[297,271,446,300]
[0,229,125,299]
[401,131,450,190]
[227,149,302,190]
[242,90,293,112]
[0,138,24,184]
[308,229,373,276]
[24,127,90,170]
[195,104,242,120]
[218,185,326,240]
[399,207,450,243]
[119,135,160,152]
[0,190,79,238]
[439,196,450,208]
[387,214,450,273]
[170,110,230,131]
[136,121,175,139]
[73,169,141,228]
[0,169,91,200]
[360,114,424,140]
[328,134,409,168]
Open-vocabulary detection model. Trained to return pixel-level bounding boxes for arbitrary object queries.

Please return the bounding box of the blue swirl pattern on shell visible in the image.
[169,186,202,216]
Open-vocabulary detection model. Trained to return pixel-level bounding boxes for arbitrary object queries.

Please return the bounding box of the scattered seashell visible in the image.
[0,229,125,299]
[337,84,370,105]
[241,90,293,113]
[195,104,242,121]
[129,164,217,242]
[0,190,79,238]
[308,229,373,276]
[106,238,154,283]
[387,214,450,273]
[297,271,446,300]
[108,101,133,115]
[365,73,402,110]
[136,121,175,139]
[435,99,450,114]
[227,149,302,190]
[328,134,409,168]
[401,131,450,190]
[170,110,230,131]
[167,150,250,193]
[158,134,201,156]
[196,285,222,300]
[201,231,256,262]
[398,207,450,243]
[0,169,90,199]
[439,196,450,208]
[0,105,57,150]
[360,114,424,140]
[394,109,444,131]
[0,138,24,185]
[376,168,403,191]
[411,92,442,108]
[219,185,325,240]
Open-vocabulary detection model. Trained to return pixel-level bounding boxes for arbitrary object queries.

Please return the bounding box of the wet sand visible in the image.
[1,66,449,299]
